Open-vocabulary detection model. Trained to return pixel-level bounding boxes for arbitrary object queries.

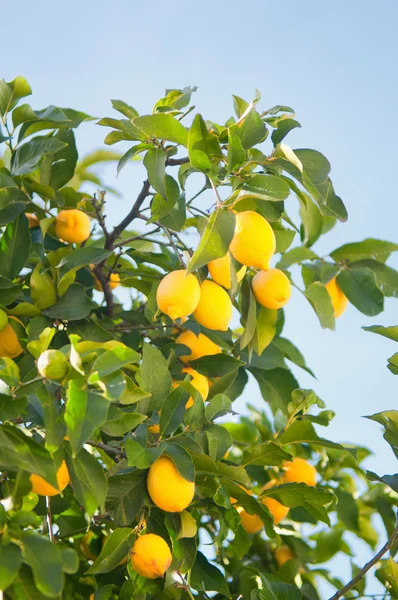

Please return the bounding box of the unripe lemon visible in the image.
[147,456,195,512]
[55,209,91,244]
[237,506,264,534]
[252,268,292,309]
[193,280,233,331]
[208,253,247,289]
[262,497,289,524]
[325,276,348,318]
[275,546,294,566]
[229,211,276,270]
[131,533,172,579]
[0,309,8,332]
[30,460,70,497]
[157,270,200,321]
[26,213,40,228]
[174,367,209,409]
[176,331,221,363]
[37,349,68,381]
[0,317,23,358]
[282,457,317,487]
[92,270,120,292]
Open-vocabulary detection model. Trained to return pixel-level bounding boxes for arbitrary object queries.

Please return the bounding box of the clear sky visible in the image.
[3,0,398,594]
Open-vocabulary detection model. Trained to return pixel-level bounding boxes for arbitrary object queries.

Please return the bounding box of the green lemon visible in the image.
[0,309,8,332]
[37,349,68,381]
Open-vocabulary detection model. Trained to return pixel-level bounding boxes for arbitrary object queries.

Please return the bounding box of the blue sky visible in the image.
[3,0,398,594]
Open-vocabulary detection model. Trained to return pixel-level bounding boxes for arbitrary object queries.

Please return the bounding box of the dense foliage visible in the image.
[0,76,397,599]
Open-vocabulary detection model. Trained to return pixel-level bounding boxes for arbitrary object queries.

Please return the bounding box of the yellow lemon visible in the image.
[30,460,70,497]
[208,253,246,289]
[55,209,91,244]
[147,424,160,434]
[275,546,294,566]
[26,213,40,228]
[176,331,221,364]
[252,268,292,309]
[325,276,348,318]
[174,367,209,409]
[131,533,172,579]
[193,280,233,331]
[262,497,289,525]
[37,349,68,381]
[237,506,264,534]
[229,211,276,270]
[92,269,120,292]
[147,456,195,512]
[282,457,317,487]
[156,270,200,320]
[0,317,23,358]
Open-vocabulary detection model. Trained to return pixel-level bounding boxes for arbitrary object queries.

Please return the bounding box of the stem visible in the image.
[210,180,222,207]
[328,525,398,600]
[165,157,189,166]
[87,439,126,460]
[46,497,55,543]
[113,227,161,248]
[107,179,151,248]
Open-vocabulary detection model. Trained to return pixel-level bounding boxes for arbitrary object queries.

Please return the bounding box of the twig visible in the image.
[210,179,222,207]
[46,497,55,542]
[113,227,161,249]
[165,157,189,167]
[328,525,398,600]
[157,224,186,267]
[107,179,151,249]
[92,264,115,316]
[92,190,111,244]
[87,440,126,460]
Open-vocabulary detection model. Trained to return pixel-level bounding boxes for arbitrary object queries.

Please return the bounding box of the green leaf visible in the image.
[235,108,267,150]
[43,283,95,320]
[352,259,398,297]
[276,247,317,269]
[255,574,302,600]
[88,528,135,574]
[60,246,112,271]
[191,551,231,598]
[125,439,166,469]
[50,129,78,189]
[111,99,139,118]
[304,282,335,330]
[250,367,298,415]
[363,324,398,342]
[336,489,359,530]
[330,238,398,263]
[242,442,291,466]
[10,137,66,176]
[242,174,290,201]
[252,307,278,356]
[188,113,222,173]
[261,482,334,516]
[65,381,109,456]
[22,533,64,597]
[149,175,180,221]
[299,192,323,247]
[0,76,31,116]
[106,470,149,526]
[337,267,384,316]
[65,445,107,517]
[143,148,168,199]
[287,388,324,417]
[192,454,251,488]
[376,558,398,597]
[0,542,22,590]
[132,114,188,146]
[166,442,195,481]
[0,423,58,487]
[30,263,57,310]
[227,129,245,171]
[0,213,30,280]
[160,385,190,436]
[92,346,140,377]
[101,407,146,436]
[36,384,65,453]
[271,119,301,145]
[187,208,236,274]
[205,423,232,461]
[273,338,315,377]
[240,280,257,350]
[277,419,347,450]
[190,354,245,377]
[136,343,172,412]
[205,394,232,421]
[58,546,79,574]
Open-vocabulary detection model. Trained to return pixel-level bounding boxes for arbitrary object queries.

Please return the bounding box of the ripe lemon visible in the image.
[0,317,23,358]
[176,331,221,363]
[275,546,294,566]
[131,533,172,579]
[208,253,246,289]
[26,213,40,228]
[325,276,348,318]
[282,457,317,487]
[55,209,91,244]
[193,280,233,331]
[229,211,276,270]
[91,269,120,292]
[30,460,70,497]
[252,268,292,309]
[0,309,8,332]
[237,506,264,534]
[157,270,200,321]
[147,456,195,512]
[37,349,68,381]
[262,497,289,524]
[147,424,160,434]
[174,366,209,409]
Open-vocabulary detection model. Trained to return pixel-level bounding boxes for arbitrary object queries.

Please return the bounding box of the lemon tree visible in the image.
[0,76,396,599]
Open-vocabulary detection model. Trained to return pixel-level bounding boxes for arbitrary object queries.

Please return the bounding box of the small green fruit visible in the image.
[37,349,68,381]
[0,309,8,332]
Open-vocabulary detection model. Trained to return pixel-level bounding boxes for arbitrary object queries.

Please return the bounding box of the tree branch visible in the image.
[165,156,189,167]
[328,525,398,600]
[92,264,115,316]
[107,179,151,249]
[87,440,126,460]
